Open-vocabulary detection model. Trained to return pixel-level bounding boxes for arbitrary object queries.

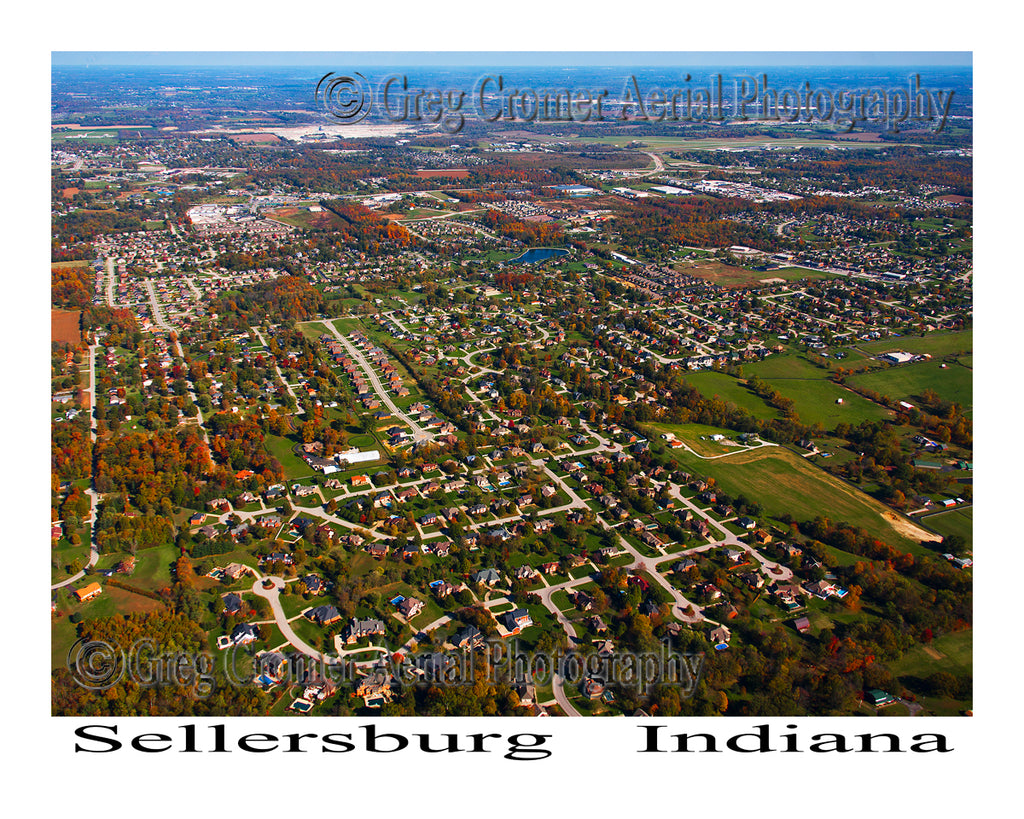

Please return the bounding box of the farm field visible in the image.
[890,629,972,679]
[652,424,938,553]
[52,309,82,345]
[682,371,777,419]
[848,359,972,409]
[852,329,972,360]
[919,506,973,549]
[741,353,891,427]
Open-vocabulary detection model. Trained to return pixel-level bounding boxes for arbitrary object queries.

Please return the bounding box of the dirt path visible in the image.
[882,510,942,544]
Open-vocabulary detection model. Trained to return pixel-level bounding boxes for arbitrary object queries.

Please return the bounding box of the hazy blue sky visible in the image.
[52,51,972,67]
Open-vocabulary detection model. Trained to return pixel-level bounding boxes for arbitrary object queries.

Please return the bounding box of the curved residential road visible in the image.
[534,593,583,716]
[664,484,793,583]
[333,636,391,662]
[51,489,100,590]
[669,437,779,461]
[251,575,327,661]
[552,666,582,717]
[777,218,797,237]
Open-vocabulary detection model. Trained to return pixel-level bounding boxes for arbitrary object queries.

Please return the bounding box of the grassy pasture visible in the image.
[651,424,938,553]
[848,359,972,409]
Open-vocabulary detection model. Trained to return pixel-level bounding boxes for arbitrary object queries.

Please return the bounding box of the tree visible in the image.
[175,556,196,588]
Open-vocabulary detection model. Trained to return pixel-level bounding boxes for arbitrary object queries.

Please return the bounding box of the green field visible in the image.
[326,317,368,335]
[649,422,760,457]
[741,353,891,428]
[297,321,330,342]
[264,434,313,480]
[95,544,178,592]
[853,329,972,360]
[652,424,937,553]
[919,506,973,549]
[890,629,972,679]
[848,359,972,409]
[681,371,778,419]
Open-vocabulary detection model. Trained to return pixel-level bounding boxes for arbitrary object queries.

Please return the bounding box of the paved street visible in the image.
[324,321,433,443]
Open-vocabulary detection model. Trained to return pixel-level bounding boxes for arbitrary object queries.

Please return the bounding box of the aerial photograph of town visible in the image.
[50,51,974,720]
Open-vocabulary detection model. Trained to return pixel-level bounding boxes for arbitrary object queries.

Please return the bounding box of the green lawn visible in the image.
[129,544,179,591]
[890,629,972,678]
[659,426,936,554]
[681,372,778,419]
[264,434,313,480]
[853,329,972,360]
[741,353,891,427]
[848,359,972,410]
[919,507,973,549]
[327,317,368,335]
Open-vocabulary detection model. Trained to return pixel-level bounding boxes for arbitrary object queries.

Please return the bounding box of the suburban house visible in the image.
[709,625,732,645]
[343,618,386,645]
[355,666,394,703]
[222,592,243,615]
[451,625,484,650]
[398,597,425,619]
[503,608,533,634]
[804,579,840,600]
[74,582,102,603]
[472,568,502,586]
[307,605,342,626]
[230,623,259,646]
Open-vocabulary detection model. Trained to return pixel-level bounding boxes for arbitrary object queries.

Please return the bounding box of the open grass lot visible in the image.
[297,321,330,343]
[848,358,972,409]
[52,614,80,671]
[655,425,938,553]
[763,266,834,282]
[853,329,972,360]
[55,584,167,625]
[326,316,368,335]
[400,208,448,220]
[741,353,891,427]
[649,421,763,456]
[95,544,178,592]
[52,544,92,584]
[890,629,972,679]
[919,506,973,549]
[265,207,347,231]
[681,371,777,419]
[264,433,313,480]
